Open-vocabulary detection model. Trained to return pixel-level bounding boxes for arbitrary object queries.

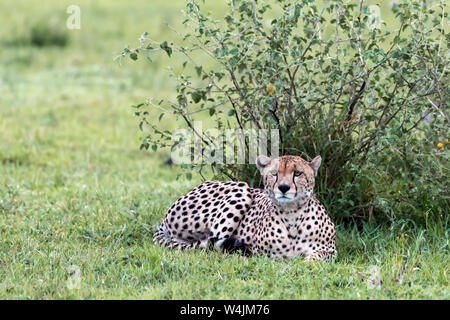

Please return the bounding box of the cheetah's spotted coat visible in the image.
[153,155,336,261]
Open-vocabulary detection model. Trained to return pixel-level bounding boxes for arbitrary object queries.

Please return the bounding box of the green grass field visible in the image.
[0,0,448,299]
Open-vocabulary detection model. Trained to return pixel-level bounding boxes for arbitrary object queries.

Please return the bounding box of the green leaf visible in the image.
[160,41,172,57]
[195,66,203,77]
[130,52,138,61]
[294,3,301,21]
[191,91,202,103]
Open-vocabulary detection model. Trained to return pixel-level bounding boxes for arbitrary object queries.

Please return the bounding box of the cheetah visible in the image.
[153,155,337,261]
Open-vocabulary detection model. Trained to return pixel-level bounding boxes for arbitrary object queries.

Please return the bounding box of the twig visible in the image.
[396,250,410,286]
[300,7,326,62]
[356,0,368,73]
[356,271,371,281]
[427,97,450,125]
[347,80,366,121]
[355,271,382,288]
[180,113,211,147]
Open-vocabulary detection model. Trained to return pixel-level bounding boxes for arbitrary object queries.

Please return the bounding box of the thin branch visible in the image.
[299,7,326,62]
[427,97,450,125]
[347,80,367,121]
[356,0,368,73]
[396,250,410,286]
[180,112,211,147]
[227,67,263,130]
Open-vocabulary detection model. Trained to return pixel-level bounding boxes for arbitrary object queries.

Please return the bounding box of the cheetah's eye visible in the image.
[270,170,278,176]
[294,170,302,177]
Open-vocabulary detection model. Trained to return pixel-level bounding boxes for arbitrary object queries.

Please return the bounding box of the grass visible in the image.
[0,0,448,299]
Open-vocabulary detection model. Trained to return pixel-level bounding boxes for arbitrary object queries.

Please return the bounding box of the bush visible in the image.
[118,0,449,224]
[30,16,69,47]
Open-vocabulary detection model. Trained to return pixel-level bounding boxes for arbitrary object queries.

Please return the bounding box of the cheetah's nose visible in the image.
[278,184,290,194]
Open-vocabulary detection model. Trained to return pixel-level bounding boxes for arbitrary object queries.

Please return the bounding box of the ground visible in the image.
[0,0,448,299]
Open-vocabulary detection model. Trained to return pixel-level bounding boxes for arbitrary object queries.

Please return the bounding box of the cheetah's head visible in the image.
[256,155,321,206]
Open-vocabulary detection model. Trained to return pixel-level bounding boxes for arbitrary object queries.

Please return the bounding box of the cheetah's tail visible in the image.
[152,223,199,250]
[153,223,170,246]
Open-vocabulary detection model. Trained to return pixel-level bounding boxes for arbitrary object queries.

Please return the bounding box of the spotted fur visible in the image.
[153,155,337,261]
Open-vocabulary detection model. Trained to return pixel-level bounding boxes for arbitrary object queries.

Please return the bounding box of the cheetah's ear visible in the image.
[256,155,271,173]
[309,156,322,177]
